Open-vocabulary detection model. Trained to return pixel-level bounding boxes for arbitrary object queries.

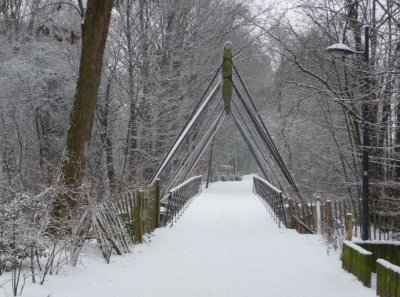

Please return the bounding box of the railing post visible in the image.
[154,178,161,228]
[133,191,144,244]
[170,191,175,227]
[165,191,172,226]
[326,200,333,240]
[288,198,295,229]
[280,192,287,228]
[346,213,354,241]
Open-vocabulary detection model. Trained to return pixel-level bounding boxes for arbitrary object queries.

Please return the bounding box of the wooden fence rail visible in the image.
[376,259,400,297]
[342,241,372,287]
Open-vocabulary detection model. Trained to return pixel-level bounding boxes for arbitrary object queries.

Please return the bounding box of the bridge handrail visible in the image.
[164,176,203,225]
[253,176,282,194]
[253,176,287,228]
[168,175,203,194]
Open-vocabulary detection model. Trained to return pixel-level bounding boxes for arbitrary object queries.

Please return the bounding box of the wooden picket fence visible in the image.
[115,180,161,244]
[92,200,132,262]
[283,197,398,243]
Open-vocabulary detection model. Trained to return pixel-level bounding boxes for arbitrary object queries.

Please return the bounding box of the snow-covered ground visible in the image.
[2,177,376,297]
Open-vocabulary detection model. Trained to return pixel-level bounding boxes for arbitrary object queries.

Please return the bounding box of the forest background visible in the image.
[1,0,400,293]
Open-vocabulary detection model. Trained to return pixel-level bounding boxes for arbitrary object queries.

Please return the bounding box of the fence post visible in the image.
[154,179,161,228]
[133,191,144,244]
[346,213,354,241]
[358,198,362,239]
[316,197,321,235]
[326,200,333,240]
[288,198,295,229]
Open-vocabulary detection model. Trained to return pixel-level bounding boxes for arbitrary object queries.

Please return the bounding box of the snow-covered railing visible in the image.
[352,240,400,272]
[164,176,202,226]
[342,240,400,294]
[376,259,400,297]
[342,241,372,287]
[253,176,287,228]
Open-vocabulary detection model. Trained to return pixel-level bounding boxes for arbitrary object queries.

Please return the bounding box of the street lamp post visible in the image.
[326,26,370,241]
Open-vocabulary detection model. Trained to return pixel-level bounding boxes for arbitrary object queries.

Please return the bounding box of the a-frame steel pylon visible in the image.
[149,42,304,203]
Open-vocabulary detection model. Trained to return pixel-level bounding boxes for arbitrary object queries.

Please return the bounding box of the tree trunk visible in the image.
[52,0,114,224]
[120,0,138,186]
[98,76,116,192]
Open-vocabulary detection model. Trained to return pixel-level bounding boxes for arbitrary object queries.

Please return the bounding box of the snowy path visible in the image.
[24,177,375,297]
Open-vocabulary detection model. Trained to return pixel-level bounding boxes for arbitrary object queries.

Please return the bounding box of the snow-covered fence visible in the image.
[164,176,202,226]
[253,176,287,228]
[287,199,315,234]
[93,200,132,261]
[316,197,399,247]
[342,241,372,287]
[253,176,317,232]
[376,259,400,297]
[369,198,400,241]
[354,241,400,272]
[342,241,400,294]
[116,180,161,243]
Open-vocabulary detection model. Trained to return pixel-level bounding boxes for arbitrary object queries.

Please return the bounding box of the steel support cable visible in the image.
[231,106,274,183]
[232,84,298,202]
[232,83,304,202]
[164,105,224,192]
[161,99,223,177]
[233,65,292,175]
[232,97,288,193]
[235,96,297,204]
[232,66,302,197]
[232,101,289,198]
[185,66,223,125]
[166,110,225,191]
[149,73,221,184]
[232,100,275,179]
[166,115,224,193]
[233,83,290,179]
[233,83,289,180]
[232,97,274,167]
[233,64,282,152]
[230,111,271,182]
[150,78,220,185]
[163,66,222,159]
[179,111,226,184]
[157,97,224,187]
[171,110,224,184]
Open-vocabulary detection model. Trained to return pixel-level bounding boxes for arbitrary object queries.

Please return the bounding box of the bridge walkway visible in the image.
[32,177,375,297]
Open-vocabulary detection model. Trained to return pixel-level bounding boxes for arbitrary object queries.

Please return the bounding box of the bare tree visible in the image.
[51,0,114,226]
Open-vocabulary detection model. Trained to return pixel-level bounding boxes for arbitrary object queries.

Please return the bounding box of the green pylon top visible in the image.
[222,41,233,114]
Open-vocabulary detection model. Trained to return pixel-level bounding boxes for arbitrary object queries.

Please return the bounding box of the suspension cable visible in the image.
[149,72,221,184]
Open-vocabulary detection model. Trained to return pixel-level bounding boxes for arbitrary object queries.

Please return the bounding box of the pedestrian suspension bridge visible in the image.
[85,42,384,297]
[104,43,395,297]
[148,42,309,230]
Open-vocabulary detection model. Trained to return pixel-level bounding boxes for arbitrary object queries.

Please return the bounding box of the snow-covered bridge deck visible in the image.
[29,177,375,297]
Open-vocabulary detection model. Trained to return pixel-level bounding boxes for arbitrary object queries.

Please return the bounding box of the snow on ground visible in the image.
[2,177,376,297]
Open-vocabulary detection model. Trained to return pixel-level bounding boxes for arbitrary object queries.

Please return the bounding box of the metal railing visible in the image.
[253,176,287,228]
[163,176,202,226]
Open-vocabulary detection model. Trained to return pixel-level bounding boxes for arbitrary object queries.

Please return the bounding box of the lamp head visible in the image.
[326,43,356,57]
